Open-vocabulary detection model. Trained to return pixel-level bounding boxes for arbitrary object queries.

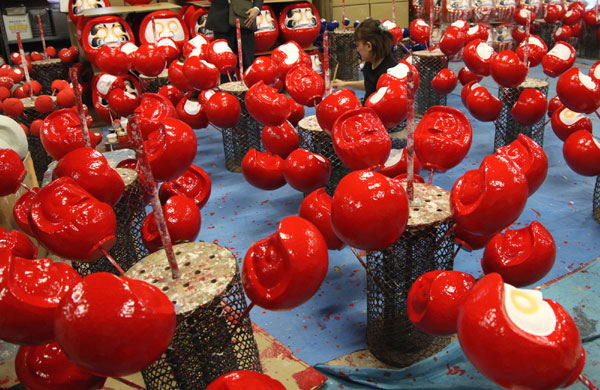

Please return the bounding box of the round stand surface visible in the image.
[31,58,69,94]
[218,81,262,173]
[126,242,262,390]
[366,183,455,368]
[413,49,448,118]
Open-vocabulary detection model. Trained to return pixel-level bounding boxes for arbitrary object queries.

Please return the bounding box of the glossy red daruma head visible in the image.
[315,88,362,136]
[439,25,466,56]
[365,82,407,129]
[496,134,547,196]
[0,148,26,196]
[283,148,330,193]
[458,66,483,86]
[551,107,593,141]
[515,35,547,68]
[431,68,458,96]
[13,188,38,237]
[299,188,344,250]
[108,88,140,118]
[245,81,291,126]
[408,270,476,336]
[53,147,125,206]
[590,60,600,83]
[176,96,209,129]
[455,223,499,252]
[287,97,305,127]
[410,18,431,44]
[457,273,585,390]
[146,117,197,182]
[183,33,210,60]
[158,164,211,209]
[40,108,102,160]
[330,170,409,251]
[207,39,237,74]
[16,342,106,390]
[462,39,496,77]
[158,85,184,107]
[542,42,576,78]
[482,221,555,287]
[490,50,528,89]
[0,228,37,259]
[510,88,548,126]
[242,216,328,310]
[242,148,286,190]
[332,107,391,171]
[182,56,220,91]
[460,80,481,106]
[563,130,600,177]
[451,154,528,236]
[378,60,420,92]
[54,273,176,377]
[271,40,312,80]
[556,67,600,114]
[142,195,201,253]
[205,91,241,129]
[131,93,177,139]
[414,106,472,173]
[466,86,502,122]
[28,177,117,262]
[545,4,566,23]
[284,64,325,107]
[261,121,299,159]
[372,147,422,178]
[547,95,565,118]
[168,60,194,92]
[132,43,167,77]
[0,250,81,345]
[278,2,320,48]
[207,370,285,390]
[244,56,278,88]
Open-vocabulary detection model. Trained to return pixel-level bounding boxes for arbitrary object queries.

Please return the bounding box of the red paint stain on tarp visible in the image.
[530,208,541,217]
[446,364,466,376]
[260,200,269,205]
[292,366,328,389]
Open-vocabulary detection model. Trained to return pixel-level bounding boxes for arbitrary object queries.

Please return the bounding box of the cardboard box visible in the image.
[331,4,371,24]
[2,13,33,41]
[370,1,409,27]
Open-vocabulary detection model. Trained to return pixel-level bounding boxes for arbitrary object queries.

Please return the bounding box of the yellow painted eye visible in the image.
[292,10,302,21]
[304,9,314,19]
[85,0,98,6]
[265,13,273,23]
[168,20,180,33]
[563,109,575,118]
[112,24,125,38]
[510,289,539,315]
[95,25,108,39]
[153,21,165,35]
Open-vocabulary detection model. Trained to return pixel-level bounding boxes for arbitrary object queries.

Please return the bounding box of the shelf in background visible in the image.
[7,33,70,45]
[187,0,311,6]
[82,2,180,17]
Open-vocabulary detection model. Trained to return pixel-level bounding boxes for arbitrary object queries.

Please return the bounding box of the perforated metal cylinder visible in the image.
[219,81,263,173]
[126,242,262,390]
[578,25,600,59]
[537,22,559,49]
[494,78,549,150]
[31,58,69,94]
[330,30,360,82]
[298,115,351,196]
[366,183,455,367]
[72,168,148,277]
[594,175,600,224]
[139,72,170,94]
[413,50,448,117]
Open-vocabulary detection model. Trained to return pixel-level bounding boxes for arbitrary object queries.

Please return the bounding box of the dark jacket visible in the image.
[206,0,264,33]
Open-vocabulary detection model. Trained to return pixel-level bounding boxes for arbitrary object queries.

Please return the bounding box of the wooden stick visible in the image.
[579,374,599,390]
[20,182,35,193]
[37,14,48,61]
[100,247,125,275]
[69,67,91,148]
[128,115,180,279]
[392,0,396,24]
[428,0,434,50]
[332,63,339,83]
[524,16,531,76]
[428,169,434,185]
[113,377,147,390]
[236,19,244,80]
[151,16,158,44]
[16,33,34,99]
[323,31,331,95]
[406,71,416,202]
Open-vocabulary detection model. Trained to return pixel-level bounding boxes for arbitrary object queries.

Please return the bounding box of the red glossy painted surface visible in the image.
[583,9,599,26]
[142,195,201,253]
[431,68,458,96]
[482,221,555,287]
[133,44,167,77]
[365,82,407,129]
[108,88,140,118]
[410,18,431,44]
[244,56,278,88]
[547,95,565,118]
[393,173,425,183]
[183,34,210,59]
[242,148,286,190]
[377,60,420,92]
[414,106,472,173]
[554,25,573,41]
[0,149,26,196]
[458,66,483,86]
[183,56,220,91]
[457,273,585,390]
[490,50,528,88]
[455,224,498,252]
[176,96,209,129]
[13,188,38,237]
[408,270,476,336]
[496,134,548,196]
[556,67,600,114]
[207,39,238,74]
[330,170,409,251]
[81,16,133,64]
[95,45,131,75]
[451,154,528,236]
[245,81,291,126]
[545,4,565,23]
[40,108,102,160]
[563,7,582,24]
[131,93,177,139]
[168,60,194,92]
[271,41,312,80]
[205,92,241,128]
[16,342,106,390]
[299,188,344,250]
[116,159,156,204]
[255,5,279,52]
[332,107,391,171]
[590,60,600,83]
[542,42,576,78]
[53,147,124,206]
[146,117,197,182]
[511,88,548,126]
[315,88,361,136]
[139,11,188,49]
[287,97,305,127]
[28,177,116,261]
[551,107,593,141]
[563,130,600,177]
[54,273,176,377]
[158,85,184,107]
[0,228,37,259]
[208,370,285,390]
[283,148,331,193]
[285,65,325,107]
[261,121,299,159]
[514,7,535,25]
[242,216,328,310]
[0,250,81,345]
[159,164,211,209]
[462,39,496,76]
[278,3,320,48]
[466,86,502,122]
[372,148,422,178]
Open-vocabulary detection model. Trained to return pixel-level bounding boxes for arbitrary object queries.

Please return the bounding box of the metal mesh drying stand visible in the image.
[594,175,600,224]
[218,81,263,172]
[139,71,170,94]
[329,30,360,82]
[298,115,351,196]
[578,25,600,59]
[536,21,558,50]
[366,183,455,367]
[31,58,69,94]
[494,78,549,150]
[15,97,56,182]
[72,168,148,277]
[125,241,262,390]
[413,50,448,118]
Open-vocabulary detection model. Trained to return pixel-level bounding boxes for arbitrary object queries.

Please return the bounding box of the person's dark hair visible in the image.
[353,19,394,62]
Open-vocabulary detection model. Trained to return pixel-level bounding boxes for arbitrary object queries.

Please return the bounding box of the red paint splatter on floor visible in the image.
[446,364,466,376]
[530,208,541,217]
[260,200,269,205]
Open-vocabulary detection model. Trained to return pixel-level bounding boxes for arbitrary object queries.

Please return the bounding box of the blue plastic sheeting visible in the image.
[190,57,600,385]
